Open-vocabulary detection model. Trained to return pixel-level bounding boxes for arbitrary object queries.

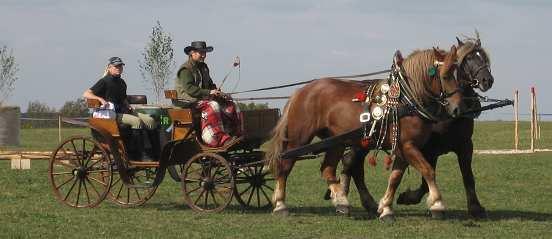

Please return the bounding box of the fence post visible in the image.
[58,114,61,143]
[530,87,535,152]
[514,89,519,151]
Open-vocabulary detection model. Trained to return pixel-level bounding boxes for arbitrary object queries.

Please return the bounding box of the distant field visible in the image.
[0,121,550,238]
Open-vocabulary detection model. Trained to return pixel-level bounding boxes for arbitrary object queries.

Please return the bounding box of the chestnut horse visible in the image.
[337,36,494,220]
[265,45,463,217]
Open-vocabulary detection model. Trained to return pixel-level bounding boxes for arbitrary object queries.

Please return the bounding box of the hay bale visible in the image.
[0,106,20,146]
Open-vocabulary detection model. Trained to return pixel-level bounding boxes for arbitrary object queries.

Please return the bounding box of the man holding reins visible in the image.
[174,41,241,147]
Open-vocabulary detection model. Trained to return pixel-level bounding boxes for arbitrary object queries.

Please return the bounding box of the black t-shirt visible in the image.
[90,74,127,111]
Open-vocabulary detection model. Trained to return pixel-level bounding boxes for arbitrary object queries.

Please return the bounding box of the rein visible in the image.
[229,69,391,95]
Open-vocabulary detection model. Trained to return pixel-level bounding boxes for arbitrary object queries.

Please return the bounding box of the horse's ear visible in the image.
[433,47,445,61]
[440,46,458,76]
[456,37,464,47]
[475,29,481,46]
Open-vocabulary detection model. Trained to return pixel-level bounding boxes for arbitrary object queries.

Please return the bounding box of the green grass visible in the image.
[0,121,551,238]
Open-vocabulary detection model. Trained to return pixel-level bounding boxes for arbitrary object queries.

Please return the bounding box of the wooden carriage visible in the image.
[48,91,279,212]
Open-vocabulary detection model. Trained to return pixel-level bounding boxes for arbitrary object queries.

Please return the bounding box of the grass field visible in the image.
[1,122,551,238]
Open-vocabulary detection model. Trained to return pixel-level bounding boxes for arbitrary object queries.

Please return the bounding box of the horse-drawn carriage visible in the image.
[48,90,278,212]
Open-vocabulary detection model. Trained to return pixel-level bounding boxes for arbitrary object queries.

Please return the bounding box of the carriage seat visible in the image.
[164,90,195,108]
[127,95,147,105]
[86,99,130,137]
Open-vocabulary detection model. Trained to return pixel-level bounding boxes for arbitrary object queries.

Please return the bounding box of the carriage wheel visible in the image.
[234,163,274,209]
[181,152,234,212]
[107,167,159,207]
[48,136,112,208]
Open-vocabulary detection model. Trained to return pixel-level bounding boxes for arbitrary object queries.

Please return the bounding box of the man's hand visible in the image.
[210,89,222,96]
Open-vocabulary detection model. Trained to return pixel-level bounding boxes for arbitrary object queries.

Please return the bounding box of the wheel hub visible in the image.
[73,167,88,179]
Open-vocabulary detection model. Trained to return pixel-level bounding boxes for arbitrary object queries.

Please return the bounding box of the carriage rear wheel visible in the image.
[181,152,234,212]
[48,136,112,208]
[107,166,159,207]
[234,163,274,210]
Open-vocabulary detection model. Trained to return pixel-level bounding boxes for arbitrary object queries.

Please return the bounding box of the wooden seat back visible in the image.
[164,90,177,100]
[168,108,194,140]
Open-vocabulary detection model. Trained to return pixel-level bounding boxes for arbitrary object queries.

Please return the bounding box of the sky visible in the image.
[0,0,550,120]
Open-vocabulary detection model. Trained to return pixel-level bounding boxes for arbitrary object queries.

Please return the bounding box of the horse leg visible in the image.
[347,148,378,214]
[378,157,409,223]
[323,150,353,200]
[272,158,296,216]
[321,147,351,215]
[455,140,487,218]
[401,142,446,219]
[396,150,436,205]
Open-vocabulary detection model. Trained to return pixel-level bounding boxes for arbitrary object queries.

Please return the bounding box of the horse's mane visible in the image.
[401,49,440,104]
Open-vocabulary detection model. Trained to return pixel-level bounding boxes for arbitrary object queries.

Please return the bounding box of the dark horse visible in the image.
[395,36,493,218]
[337,35,494,220]
[265,45,464,218]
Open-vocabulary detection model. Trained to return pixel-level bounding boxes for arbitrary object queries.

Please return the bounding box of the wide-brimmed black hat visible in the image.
[184,41,214,55]
[108,56,125,66]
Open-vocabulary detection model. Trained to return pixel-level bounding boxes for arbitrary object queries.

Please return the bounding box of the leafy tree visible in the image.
[237,102,269,111]
[0,45,19,106]
[26,100,56,114]
[59,98,88,117]
[138,21,175,103]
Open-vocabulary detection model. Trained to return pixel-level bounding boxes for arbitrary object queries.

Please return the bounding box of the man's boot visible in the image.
[127,129,144,161]
[145,129,161,161]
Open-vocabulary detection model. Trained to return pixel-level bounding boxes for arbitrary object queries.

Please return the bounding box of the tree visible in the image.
[26,100,56,114]
[237,102,269,111]
[0,45,19,106]
[138,21,175,103]
[59,98,88,117]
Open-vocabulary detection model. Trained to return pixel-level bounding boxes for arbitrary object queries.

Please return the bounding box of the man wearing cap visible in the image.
[175,41,241,147]
[83,57,160,160]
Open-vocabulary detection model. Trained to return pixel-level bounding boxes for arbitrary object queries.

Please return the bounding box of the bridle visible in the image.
[426,60,463,107]
[458,48,491,88]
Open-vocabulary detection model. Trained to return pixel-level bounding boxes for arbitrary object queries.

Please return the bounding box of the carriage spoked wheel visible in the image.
[181,152,234,212]
[107,166,159,207]
[48,136,113,208]
[233,162,274,210]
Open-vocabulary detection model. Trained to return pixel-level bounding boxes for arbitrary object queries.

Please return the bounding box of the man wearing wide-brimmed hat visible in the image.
[174,41,241,147]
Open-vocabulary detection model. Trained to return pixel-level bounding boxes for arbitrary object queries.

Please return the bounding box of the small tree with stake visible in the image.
[0,45,19,106]
[138,21,175,103]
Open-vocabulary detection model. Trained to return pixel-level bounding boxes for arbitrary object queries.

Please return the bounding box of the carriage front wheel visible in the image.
[48,136,113,208]
[181,152,234,212]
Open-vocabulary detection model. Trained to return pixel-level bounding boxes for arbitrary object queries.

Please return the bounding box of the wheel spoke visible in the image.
[210,190,219,207]
[88,175,108,186]
[246,184,255,206]
[194,189,206,205]
[85,177,102,199]
[239,185,253,197]
[126,188,131,204]
[70,140,82,167]
[84,145,98,167]
[53,160,77,169]
[52,171,75,175]
[262,184,274,192]
[75,179,82,206]
[82,178,91,205]
[256,186,261,207]
[63,177,78,201]
[260,186,271,204]
[55,175,76,189]
[134,188,142,201]
[204,189,209,209]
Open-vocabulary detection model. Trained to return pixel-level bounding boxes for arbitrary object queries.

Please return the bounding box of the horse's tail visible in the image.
[265,94,295,176]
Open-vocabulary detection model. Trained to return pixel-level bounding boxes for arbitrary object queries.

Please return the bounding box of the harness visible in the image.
[354,50,461,168]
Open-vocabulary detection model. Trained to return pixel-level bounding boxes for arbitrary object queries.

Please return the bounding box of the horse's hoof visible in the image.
[272,206,289,216]
[336,204,351,216]
[469,206,488,219]
[430,210,445,220]
[397,190,421,205]
[379,214,395,224]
